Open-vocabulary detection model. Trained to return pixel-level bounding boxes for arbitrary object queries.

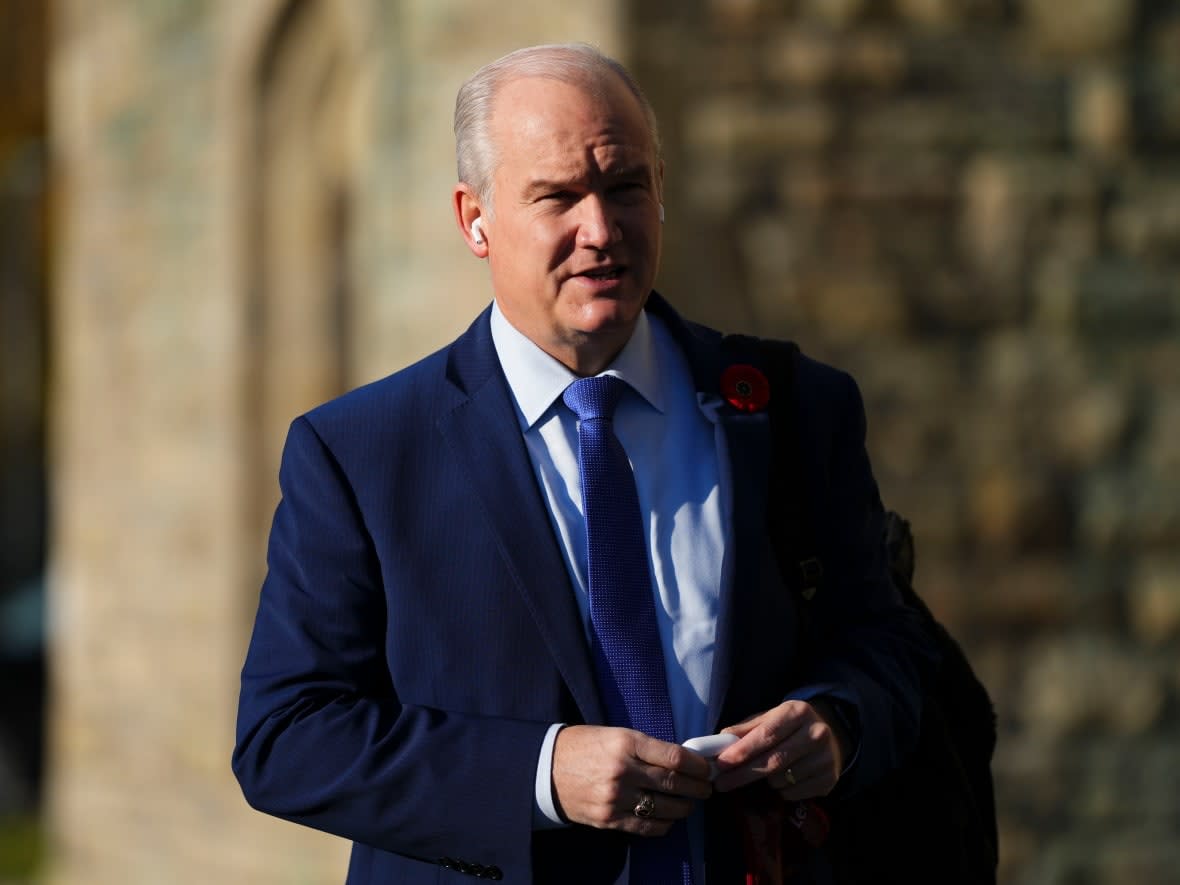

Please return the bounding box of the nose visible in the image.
[575,194,619,250]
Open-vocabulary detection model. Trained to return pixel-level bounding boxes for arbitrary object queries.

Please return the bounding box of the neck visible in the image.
[496,307,639,377]
[549,337,628,377]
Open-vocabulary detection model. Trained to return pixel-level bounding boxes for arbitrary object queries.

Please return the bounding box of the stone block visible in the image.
[1146,18,1180,142]
[851,99,974,149]
[961,557,1074,628]
[1049,382,1133,469]
[685,97,836,155]
[983,329,1092,401]
[964,459,1071,552]
[853,340,961,405]
[1071,66,1131,158]
[1073,740,1180,822]
[853,149,960,205]
[1108,181,1180,258]
[995,819,1039,885]
[764,26,838,89]
[698,43,764,88]
[1080,467,1180,550]
[1019,636,1167,739]
[1022,0,1136,57]
[841,30,908,89]
[894,0,968,30]
[777,161,835,210]
[875,472,963,552]
[707,0,766,30]
[803,264,911,343]
[868,396,961,483]
[801,0,867,28]
[736,213,807,288]
[1139,391,1180,474]
[992,732,1068,816]
[1032,255,1083,331]
[1128,558,1180,646]
[1053,249,1180,345]
[960,154,1028,285]
[1028,830,1180,885]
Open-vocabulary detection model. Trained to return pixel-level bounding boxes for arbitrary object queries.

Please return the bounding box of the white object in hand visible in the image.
[682,733,739,777]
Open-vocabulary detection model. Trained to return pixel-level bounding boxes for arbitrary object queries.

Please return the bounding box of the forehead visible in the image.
[489,75,655,175]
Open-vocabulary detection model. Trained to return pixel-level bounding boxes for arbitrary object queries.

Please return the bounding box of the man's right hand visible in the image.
[550,725,713,836]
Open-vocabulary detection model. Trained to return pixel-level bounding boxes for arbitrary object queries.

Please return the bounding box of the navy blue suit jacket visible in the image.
[233,294,931,884]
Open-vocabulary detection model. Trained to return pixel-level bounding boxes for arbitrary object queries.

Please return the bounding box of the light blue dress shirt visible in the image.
[489,303,731,830]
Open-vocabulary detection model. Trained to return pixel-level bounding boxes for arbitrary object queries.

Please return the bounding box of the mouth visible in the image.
[576,266,626,282]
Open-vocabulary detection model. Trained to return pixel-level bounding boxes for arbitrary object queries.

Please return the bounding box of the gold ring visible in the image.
[633,793,656,818]
[785,767,797,786]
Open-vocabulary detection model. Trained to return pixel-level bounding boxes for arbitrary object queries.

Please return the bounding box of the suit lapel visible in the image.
[436,309,604,724]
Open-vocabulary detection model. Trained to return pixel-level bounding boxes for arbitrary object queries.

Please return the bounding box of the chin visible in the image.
[578,296,645,333]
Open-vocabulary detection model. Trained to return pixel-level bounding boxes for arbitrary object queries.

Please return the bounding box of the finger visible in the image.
[714,727,823,793]
[757,723,843,797]
[633,734,713,781]
[772,763,839,800]
[721,703,838,772]
[719,745,838,797]
[637,760,714,801]
[627,790,698,823]
[718,712,760,737]
[766,752,828,792]
[715,702,810,768]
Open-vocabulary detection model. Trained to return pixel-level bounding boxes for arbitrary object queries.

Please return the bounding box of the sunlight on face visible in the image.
[481,74,663,374]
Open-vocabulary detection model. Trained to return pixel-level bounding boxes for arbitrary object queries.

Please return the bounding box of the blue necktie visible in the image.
[563,375,693,885]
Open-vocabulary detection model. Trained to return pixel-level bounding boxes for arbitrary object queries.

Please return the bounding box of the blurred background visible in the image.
[1,0,1178,882]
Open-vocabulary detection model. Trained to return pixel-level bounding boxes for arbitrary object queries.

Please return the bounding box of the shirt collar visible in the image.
[490,300,666,430]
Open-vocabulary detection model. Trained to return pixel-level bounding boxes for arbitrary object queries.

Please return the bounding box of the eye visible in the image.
[609,181,647,201]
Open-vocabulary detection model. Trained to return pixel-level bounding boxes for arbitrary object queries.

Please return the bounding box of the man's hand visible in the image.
[712,700,849,799]
[551,725,713,836]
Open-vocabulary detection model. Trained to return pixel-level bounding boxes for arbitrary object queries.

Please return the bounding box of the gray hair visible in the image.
[454,43,662,214]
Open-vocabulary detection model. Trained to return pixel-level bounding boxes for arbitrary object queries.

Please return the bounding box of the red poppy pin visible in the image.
[720,364,770,413]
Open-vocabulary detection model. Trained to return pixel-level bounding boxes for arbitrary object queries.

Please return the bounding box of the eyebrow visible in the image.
[522,178,580,201]
[521,164,653,201]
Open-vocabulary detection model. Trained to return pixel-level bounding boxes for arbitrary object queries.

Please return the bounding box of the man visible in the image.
[234,44,933,884]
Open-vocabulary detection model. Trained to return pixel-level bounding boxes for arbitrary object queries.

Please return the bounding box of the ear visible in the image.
[453,183,489,258]
[655,159,666,223]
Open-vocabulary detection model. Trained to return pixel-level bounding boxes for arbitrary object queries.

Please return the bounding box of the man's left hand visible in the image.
[711,700,849,799]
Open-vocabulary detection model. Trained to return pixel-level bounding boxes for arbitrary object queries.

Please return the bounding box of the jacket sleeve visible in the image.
[232,415,548,878]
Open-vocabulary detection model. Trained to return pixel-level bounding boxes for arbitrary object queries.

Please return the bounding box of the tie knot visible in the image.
[562,374,628,422]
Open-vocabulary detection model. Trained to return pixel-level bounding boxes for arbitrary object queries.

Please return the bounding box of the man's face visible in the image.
[478,74,663,371]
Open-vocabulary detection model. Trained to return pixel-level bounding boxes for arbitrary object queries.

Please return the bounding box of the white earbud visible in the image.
[658,203,665,224]
[471,218,485,245]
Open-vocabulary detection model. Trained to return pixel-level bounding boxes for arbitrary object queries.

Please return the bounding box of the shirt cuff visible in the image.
[533,722,567,829]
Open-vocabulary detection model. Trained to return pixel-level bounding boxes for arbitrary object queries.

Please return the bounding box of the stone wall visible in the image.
[630,1,1180,883]
[46,0,1180,884]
